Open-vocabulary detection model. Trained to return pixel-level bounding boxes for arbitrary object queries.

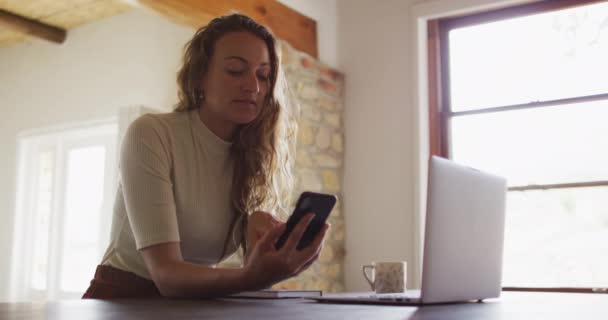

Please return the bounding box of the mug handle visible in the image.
[362,265,375,291]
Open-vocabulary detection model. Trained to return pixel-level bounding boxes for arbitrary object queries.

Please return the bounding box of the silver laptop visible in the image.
[314,156,507,305]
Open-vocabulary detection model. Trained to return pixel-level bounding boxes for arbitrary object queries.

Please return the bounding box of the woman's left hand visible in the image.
[247,211,283,253]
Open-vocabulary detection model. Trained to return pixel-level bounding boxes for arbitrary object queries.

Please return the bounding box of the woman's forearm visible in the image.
[154,261,252,298]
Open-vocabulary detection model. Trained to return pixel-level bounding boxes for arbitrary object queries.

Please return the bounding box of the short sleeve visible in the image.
[119,114,180,249]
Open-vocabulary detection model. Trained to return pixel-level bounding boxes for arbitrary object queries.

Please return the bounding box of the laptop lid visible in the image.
[420,156,507,303]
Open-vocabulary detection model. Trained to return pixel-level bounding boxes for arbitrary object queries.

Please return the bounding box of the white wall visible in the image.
[278,0,338,68]
[337,0,419,292]
[337,0,533,291]
[0,9,193,301]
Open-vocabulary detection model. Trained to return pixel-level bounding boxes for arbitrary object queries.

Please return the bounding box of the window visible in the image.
[428,0,608,291]
[10,120,117,301]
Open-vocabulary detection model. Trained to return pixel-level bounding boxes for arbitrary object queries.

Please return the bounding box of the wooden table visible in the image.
[2,291,608,319]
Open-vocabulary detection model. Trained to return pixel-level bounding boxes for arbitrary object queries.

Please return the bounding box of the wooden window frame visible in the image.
[427,0,608,293]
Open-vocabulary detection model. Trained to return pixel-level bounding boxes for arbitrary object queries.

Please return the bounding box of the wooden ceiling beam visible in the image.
[0,9,66,44]
[136,0,318,58]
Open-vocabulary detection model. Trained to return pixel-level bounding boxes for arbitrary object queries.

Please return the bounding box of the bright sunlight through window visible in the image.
[11,122,116,301]
[447,2,608,288]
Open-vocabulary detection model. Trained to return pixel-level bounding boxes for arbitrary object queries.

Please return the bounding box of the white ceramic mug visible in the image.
[362,261,407,293]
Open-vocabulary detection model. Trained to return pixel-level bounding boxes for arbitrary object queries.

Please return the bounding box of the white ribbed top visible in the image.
[100,108,241,279]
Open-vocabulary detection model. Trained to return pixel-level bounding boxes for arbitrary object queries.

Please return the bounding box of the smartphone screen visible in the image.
[275,192,337,250]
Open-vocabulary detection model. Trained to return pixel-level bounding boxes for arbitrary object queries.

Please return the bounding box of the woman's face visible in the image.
[200,31,271,132]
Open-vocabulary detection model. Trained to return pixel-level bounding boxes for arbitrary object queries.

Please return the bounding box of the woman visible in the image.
[82,13,328,299]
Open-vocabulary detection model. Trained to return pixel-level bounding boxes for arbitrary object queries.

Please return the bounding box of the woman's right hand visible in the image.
[240,213,329,290]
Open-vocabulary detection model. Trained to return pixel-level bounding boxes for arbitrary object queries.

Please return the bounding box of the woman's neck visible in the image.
[197,108,236,142]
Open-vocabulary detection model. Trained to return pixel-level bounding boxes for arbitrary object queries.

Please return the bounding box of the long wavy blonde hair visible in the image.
[174,14,297,255]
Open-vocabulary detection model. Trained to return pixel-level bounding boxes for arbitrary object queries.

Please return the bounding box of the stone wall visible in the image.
[272,41,345,293]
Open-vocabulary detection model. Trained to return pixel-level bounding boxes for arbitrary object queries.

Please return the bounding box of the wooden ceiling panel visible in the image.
[139,0,318,58]
[0,0,317,57]
[44,0,133,29]
[0,0,93,20]
[0,0,132,46]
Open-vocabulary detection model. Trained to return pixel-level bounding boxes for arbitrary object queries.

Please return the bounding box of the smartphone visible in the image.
[275,191,337,251]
